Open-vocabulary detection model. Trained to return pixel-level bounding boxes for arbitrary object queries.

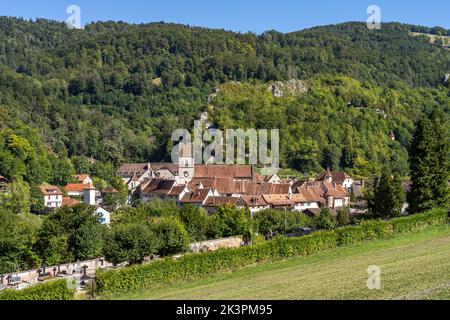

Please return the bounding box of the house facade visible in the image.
[40,185,63,209]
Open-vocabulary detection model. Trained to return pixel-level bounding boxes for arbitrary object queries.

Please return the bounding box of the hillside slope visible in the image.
[0,18,449,191]
[112,225,450,300]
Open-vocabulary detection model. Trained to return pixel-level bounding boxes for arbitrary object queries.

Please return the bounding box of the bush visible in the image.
[176,205,209,242]
[337,207,350,226]
[206,205,250,239]
[153,218,190,257]
[103,223,160,265]
[254,209,316,235]
[0,279,75,300]
[95,209,449,296]
[315,207,337,229]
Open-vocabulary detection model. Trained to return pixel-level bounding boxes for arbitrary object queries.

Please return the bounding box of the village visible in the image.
[28,142,367,225]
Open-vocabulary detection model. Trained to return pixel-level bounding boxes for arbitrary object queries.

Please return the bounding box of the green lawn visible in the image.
[112,225,450,300]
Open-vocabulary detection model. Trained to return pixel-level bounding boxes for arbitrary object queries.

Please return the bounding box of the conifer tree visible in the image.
[429,110,450,209]
[408,111,450,213]
[408,116,435,213]
[368,171,405,218]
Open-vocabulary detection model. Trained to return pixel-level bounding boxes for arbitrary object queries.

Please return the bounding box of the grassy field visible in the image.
[111,225,450,300]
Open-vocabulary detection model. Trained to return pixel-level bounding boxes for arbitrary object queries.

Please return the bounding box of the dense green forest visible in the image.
[0,17,449,189]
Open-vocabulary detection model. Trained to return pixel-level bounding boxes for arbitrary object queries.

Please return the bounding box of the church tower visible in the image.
[178,141,195,185]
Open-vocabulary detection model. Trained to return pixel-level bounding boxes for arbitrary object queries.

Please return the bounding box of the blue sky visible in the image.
[0,0,449,33]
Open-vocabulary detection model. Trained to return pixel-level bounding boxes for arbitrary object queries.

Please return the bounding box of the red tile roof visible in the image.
[40,185,62,196]
[75,174,91,182]
[180,189,212,203]
[102,187,119,193]
[262,194,293,206]
[142,179,177,195]
[167,186,188,196]
[62,197,81,207]
[241,195,269,207]
[194,165,253,179]
[204,196,242,208]
[316,170,352,185]
[64,183,95,192]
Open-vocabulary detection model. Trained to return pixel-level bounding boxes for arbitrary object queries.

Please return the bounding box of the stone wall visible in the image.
[0,258,113,289]
[190,236,243,253]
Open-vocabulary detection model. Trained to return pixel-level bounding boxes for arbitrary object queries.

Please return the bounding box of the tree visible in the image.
[315,207,337,230]
[337,207,350,226]
[153,218,190,257]
[0,208,41,273]
[51,157,75,186]
[253,209,285,235]
[368,172,405,218]
[429,110,450,209]
[207,205,250,239]
[0,179,31,214]
[176,205,209,242]
[35,204,104,264]
[408,111,450,213]
[103,223,160,265]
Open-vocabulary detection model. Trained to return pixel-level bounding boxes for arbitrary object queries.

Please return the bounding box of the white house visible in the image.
[40,185,63,209]
[95,206,111,225]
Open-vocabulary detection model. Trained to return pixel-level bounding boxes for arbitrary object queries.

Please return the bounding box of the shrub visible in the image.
[206,205,250,239]
[176,205,209,242]
[95,209,449,296]
[315,207,337,229]
[253,209,315,235]
[103,223,160,265]
[0,279,75,300]
[153,218,190,257]
[337,207,350,226]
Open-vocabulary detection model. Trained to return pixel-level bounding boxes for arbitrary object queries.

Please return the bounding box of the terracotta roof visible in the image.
[130,174,140,182]
[296,186,322,202]
[316,171,352,184]
[62,197,81,207]
[204,196,242,207]
[189,177,235,194]
[180,189,212,203]
[75,174,90,182]
[64,183,95,192]
[40,185,62,196]
[117,163,150,176]
[234,181,291,195]
[167,185,188,196]
[118,162,179,177]
[151,163,179,175]
[322,182,348,199]
[102,187,119,193]
[291,180,306,189]
[297,182,347,201]
[241,195,269,207]
[262,194,294,206]
[142,179,177,195]
[194,165,253,179]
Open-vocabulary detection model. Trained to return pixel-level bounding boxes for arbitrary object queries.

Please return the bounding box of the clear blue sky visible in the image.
[0,0,449,33]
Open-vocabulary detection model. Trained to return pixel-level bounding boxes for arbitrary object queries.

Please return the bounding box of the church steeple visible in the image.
[178,141,195,185]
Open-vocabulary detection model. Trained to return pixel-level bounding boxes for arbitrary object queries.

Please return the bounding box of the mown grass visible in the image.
[111,225,450,300]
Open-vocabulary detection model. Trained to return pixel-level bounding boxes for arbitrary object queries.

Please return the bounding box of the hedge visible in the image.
[96,208,449,296]
[0,279,75,300]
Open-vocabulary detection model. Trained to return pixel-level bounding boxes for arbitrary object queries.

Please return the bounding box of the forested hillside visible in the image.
[0,17,449,192]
